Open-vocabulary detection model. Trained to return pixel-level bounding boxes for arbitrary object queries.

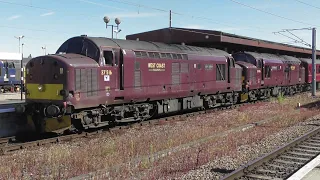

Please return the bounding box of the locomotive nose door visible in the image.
[100,47,120,98]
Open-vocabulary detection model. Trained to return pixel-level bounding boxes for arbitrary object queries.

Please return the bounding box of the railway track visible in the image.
[222,126,320,180]
[0,100,252,156]
[0,93,315,156]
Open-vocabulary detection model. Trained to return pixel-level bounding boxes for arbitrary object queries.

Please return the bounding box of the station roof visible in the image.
[0,52,22,60]
[126,27,320,58]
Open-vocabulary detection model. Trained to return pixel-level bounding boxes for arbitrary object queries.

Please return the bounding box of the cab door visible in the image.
[99,47,119,98]
[0,62,3,84]
[285,64,291,85]
[3,61,8,83]
[8,62,16,84]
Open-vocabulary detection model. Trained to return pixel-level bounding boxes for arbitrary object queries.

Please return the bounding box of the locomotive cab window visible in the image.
[8,62,15,68]
[265,65,271,78]
[257,60,262,68]
[103,51,114,66]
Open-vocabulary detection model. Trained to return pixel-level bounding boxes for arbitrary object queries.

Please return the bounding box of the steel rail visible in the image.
[221,126,320,180]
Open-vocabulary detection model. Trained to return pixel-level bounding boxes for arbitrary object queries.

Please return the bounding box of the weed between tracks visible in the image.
[0,93,319,179]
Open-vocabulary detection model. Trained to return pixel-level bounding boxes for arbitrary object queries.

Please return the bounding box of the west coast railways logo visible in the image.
[148,63,166,71]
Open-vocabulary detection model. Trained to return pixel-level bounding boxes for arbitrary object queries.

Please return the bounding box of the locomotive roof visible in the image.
[80,36,230,57]
[236,61,257,69]
[245,52,300,64]
[298,58,320,64]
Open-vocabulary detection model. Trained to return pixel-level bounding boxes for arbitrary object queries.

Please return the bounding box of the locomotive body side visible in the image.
[233,51,306,100]
[22,36,243,132]
[299,58,320,85]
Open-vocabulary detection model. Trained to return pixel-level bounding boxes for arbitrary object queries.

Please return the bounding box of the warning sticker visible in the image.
[104,75,110,81]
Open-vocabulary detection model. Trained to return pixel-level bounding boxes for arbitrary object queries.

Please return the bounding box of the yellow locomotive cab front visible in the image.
[26,84,64,101]
[24,55,71,133]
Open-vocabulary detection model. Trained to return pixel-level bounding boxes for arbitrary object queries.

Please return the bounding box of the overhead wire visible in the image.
[0,0,276,36]
[227,0,316,27]
[293,0,320,10]
[0,0,119,19]
[101,0,272,33]
[0,0,315,49]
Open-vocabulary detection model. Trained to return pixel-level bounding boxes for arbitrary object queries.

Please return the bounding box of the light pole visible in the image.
[21,43,24,100]
[22,43,24,55]
[103,16,121,39]
[113,29,122,39]
[14,35,24,53]
[42,46,46,55]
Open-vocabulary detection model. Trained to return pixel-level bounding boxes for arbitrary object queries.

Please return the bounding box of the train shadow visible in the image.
[14,132,59,142]
[300,100,320,110]
[210,168,234,174]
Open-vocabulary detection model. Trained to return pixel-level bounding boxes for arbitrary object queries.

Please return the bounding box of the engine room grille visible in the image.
[172,63,180,85]
[236,69,242,87]
[180,63,189,73]
[87,68,98,96]
[75,69,88,96]
[75,69,81,91]
[172,74,180,85]
[172,63,180,73]
[251,69,256,85]
[134,71,141,87]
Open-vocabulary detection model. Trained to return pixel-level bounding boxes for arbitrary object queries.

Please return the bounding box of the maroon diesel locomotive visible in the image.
[20,36,315,133]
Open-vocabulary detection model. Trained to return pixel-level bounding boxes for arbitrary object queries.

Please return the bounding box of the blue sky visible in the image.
[0,0,319,57]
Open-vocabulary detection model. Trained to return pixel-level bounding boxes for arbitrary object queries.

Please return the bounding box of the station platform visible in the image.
[302,166,320,180]
[0,93,25,113]
[0,100,24,105]
[0,102,24,113]
[288,154,320,180]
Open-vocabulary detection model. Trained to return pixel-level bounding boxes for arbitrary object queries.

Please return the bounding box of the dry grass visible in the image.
[0,93,320,179]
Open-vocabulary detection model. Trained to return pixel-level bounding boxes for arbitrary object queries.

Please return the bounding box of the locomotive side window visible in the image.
[103,51,113,66]
[216,64,226,81]
[265,65,271,78]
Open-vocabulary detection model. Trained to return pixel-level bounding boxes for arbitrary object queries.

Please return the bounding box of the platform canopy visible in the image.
[126,27,320,58]
[0,52,22,61]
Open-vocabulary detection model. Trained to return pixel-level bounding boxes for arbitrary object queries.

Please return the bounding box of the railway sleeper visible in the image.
[279,155,310,162]
[244,173,281,180]
[254,168,287,175]
[297,145,320,150]
[302,142,320,147]
[292,147,320,154]
[287,151,316,157]
[264,163,296,171]
[273,159,304,166]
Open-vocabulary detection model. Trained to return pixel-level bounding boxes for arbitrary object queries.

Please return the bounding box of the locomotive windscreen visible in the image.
[56,37,100,62]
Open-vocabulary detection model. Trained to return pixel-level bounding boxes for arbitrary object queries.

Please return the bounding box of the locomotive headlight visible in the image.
[38,84,44,92]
